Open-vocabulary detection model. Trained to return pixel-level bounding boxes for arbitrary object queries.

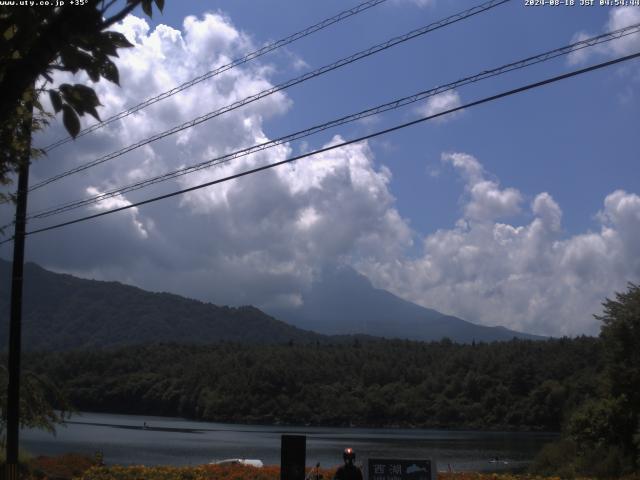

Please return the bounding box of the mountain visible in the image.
[0,260,543,351]
[0,260,325,351]
[267,265,545,342]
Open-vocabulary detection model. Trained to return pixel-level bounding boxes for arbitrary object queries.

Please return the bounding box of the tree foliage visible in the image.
[597,283,640,411]
[22,337,602,431]
[0,0,164,192]
[0,0,164,442]
[590,283,640,473]
[0,260,325,350]
[532,283,640,477]
[0,364,74,446]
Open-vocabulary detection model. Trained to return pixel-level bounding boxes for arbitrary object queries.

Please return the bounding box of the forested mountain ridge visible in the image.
[24,336,601,431]
[0,260,543,349]
[0,260,325,350]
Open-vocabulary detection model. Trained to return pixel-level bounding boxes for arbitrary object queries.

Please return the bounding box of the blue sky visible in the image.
[147,0,638,237]
[2,0,638,336]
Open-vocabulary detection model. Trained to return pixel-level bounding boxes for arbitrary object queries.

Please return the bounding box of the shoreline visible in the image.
[64,410,561,435]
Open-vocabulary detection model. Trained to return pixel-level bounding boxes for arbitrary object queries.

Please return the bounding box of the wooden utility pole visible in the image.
[4,97,33,480]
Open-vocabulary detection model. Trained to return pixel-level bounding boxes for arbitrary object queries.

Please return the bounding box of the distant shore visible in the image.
[63,409,562,434]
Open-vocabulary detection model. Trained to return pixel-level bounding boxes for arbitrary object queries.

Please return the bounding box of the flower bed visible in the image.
[16,455,640,480]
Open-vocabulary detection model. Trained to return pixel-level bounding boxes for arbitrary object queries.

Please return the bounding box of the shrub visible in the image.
[530,439,577,478]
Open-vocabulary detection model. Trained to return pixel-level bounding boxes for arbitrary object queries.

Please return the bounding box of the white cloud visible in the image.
[417,90,462,122]
[357,154,640,337]
[442,152,521,221]
[85,187,151,239]
[0,12,638,340]
[568,7,640,65]
[0,13,411,311]
[567,32,598,66]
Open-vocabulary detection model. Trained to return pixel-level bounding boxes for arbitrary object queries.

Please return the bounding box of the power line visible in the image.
[41,0,391,152]
[29,0,511,192]
[3,50,637,245]
[25,23,640,221]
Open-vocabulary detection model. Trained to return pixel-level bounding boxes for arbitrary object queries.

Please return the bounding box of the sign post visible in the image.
[281,435,306,480]
[368,459,436,480]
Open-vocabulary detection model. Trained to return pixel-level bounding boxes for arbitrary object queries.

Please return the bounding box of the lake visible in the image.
[21,412,557,472]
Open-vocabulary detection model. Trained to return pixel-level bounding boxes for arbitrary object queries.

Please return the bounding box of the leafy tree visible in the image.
[23,337,603,431]
[0,0,165,196]
[0,364,74,446]
[0,0,166,444]
[567,397,634,456]
[597,283,640,414]
[534,284,640,477]
[595,283,640,470]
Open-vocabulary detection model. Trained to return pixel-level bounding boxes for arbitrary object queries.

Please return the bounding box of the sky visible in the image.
[1,0,639,337]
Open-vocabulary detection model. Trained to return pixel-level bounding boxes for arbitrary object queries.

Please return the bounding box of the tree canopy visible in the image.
[0,364,73,446]
[0,0,164,197]
[22,336,602,431]
[532,283,640,477]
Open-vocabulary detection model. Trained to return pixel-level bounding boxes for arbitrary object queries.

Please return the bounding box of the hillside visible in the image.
[0,260,324,350]
[24,337,601,430]
[268,265,545,342]
[1,260,544,350]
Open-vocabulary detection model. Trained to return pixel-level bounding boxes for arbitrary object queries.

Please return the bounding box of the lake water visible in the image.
[21,412,557,472]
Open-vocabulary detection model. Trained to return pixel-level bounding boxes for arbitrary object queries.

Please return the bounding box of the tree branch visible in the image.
[100,0,119,15]
[101,1,141,29]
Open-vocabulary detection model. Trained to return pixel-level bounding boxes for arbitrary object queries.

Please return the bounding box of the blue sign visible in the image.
[367,459,435,480]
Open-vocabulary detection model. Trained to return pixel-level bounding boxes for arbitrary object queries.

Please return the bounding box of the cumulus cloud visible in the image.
[568,7,640,65]
[417,90,462,122]
[1,12,638,339]
[442,153,521,221]
[0,12,410,310]
[85,187,151,239]
[357,153,640,336]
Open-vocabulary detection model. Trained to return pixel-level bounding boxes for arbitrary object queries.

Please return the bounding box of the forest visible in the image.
[23,336,601,431]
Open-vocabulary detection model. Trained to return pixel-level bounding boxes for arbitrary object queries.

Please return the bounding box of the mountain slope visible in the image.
[0,260,324,350]
[268,266,544,342]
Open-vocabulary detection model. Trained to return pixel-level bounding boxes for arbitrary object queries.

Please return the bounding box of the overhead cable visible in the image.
[29,0,511,192]
[2,50,636,245]
[41,0,391,152]
[25,23,640,221]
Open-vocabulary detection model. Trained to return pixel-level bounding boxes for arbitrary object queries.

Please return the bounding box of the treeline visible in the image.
[24,336,601,431]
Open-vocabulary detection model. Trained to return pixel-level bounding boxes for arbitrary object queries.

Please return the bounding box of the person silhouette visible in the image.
[333,448,363,480]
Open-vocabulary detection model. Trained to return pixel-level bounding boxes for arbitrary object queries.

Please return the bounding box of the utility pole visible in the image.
[4,94,33,480]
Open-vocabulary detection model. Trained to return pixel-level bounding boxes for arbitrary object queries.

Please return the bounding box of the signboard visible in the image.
[281,435,306,480]
[368,459,436,480]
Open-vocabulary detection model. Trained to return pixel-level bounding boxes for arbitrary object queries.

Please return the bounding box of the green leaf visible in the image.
[3,24,17,41]
[85,105,101,122]
[58,83,72,97]
[60,84,101,114]
[100,57,119,85]
[102,31,134,50]
[141,0,153,18]
[154,0,165,12]
[72,83,99,101]
[95,35,119,57]
[59,47,80,74]
[49,90,62,113]
[33,96,44,113]
[62,104,80,138]
[59,48,93,75]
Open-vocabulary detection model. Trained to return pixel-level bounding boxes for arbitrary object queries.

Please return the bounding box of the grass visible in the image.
[5,454,640,480]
